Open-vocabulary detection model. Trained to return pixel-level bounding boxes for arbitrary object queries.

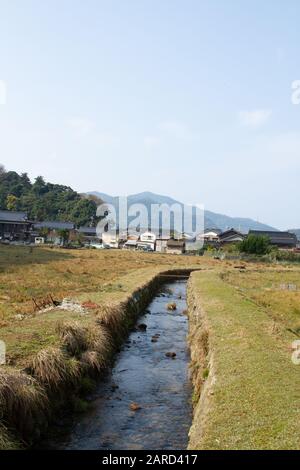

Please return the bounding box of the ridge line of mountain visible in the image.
[87,190,277,233]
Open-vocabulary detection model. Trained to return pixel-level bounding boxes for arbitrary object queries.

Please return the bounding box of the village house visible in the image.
[0,210,32,242]
[197,228,222,245]
[249,230,297,249]
[219,228,245,245]
[77,226,98,245]
[33,221,75,245]
[136,231,156,251]
[166,239,186,254]
[123,239,138,250]
[155,236,169,253]
[101,232,119,248]
[122,233,139,250]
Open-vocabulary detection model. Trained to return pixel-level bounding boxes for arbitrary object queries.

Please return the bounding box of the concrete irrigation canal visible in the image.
[44,278,192,450]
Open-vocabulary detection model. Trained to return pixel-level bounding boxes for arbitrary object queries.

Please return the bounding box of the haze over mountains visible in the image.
[88,191,277,233]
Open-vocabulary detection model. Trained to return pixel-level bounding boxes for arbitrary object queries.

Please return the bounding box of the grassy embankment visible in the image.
[0,245,211,449]
[188,266,300,450]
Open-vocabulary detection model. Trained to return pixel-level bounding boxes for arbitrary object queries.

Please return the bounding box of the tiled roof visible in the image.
[249,230,297,246]
[34,221,75,230]
[77,226,97,234]
[0,210,28,222]
[219,229,245,239]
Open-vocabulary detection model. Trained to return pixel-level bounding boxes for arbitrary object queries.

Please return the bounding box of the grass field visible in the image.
[0,245,213,367]
[1,245,300,449]
[188,266,300,450]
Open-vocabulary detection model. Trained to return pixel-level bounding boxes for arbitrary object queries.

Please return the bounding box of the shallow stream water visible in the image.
[46,279,192,450]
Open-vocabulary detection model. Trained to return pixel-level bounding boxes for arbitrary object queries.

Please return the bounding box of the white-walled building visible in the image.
[137,231,156,251]
[102,232,119,248]
[155,237,169,253]
[197,228,221,244]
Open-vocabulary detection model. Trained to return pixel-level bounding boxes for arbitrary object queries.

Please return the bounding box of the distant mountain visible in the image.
[88,191,277,233]
[90,191,180,207]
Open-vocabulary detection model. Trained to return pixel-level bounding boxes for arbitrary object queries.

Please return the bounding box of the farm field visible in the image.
[0,245,300,449]
[0,245,214,367]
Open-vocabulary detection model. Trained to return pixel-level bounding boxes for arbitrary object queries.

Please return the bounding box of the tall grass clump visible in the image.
[96,302,129,345]
[0,423,19,450]
[80,325,113,373]
[56,321,89,355]
[29,347,74,389]
[0,367,48,441]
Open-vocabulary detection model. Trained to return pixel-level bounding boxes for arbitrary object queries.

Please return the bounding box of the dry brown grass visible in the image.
[96,302,129,343]
[0,245,212,326]
[0,423,19,450]
[29,347,73,388]
[225,268,300,334]
[56,321,89,355]
[80,351,104,372]
[88,326,112,357]
[0,367,48,439]
[57,320,113,368]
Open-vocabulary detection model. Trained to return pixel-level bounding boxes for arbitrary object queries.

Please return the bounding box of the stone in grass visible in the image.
[130,402,142,411]
[166,302,177,311]
[165,352,176,359]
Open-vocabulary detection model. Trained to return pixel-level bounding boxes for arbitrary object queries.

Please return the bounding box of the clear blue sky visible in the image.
[0,0,300,229]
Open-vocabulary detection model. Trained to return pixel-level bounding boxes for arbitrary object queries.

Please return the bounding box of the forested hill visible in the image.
[0,166,100,226]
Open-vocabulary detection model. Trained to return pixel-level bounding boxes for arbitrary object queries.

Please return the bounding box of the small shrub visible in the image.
[238,235,271,255]
[275,250,300,263]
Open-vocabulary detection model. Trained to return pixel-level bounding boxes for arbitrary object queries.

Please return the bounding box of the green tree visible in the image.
[32,176,47,196]
[238,234,271,255]
[57,229,70,246]
[6,194,19,211]
[38,227,50,239]
[0,168,99,225]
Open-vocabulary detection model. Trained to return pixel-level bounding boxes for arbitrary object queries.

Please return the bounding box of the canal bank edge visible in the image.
[187,271,216,450]
[187,270,300,450]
